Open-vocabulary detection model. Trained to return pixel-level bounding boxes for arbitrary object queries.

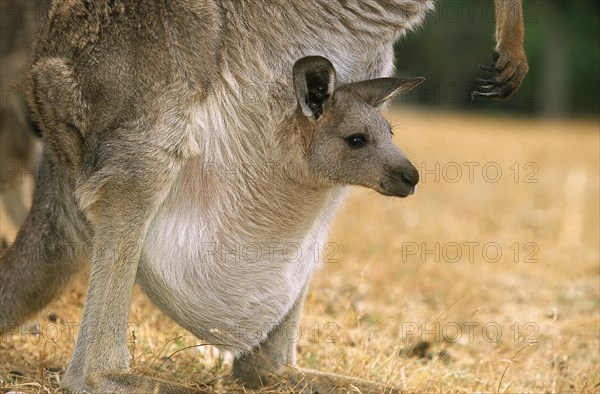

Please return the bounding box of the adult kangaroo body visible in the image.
[0,0,527,392]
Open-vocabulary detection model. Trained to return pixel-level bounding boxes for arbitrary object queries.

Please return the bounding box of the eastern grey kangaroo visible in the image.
[0,0,528,392]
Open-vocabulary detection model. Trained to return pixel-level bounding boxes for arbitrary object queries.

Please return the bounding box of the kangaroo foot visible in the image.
[240,366,399,394]
[61,372,205,394]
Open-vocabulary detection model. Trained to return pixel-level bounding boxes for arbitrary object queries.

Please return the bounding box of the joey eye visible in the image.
[346,134,367,148]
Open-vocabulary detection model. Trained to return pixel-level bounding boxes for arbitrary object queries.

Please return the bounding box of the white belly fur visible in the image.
[137,155,346,354]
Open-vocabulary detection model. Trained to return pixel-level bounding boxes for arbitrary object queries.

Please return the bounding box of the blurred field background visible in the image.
[1,0,599,393]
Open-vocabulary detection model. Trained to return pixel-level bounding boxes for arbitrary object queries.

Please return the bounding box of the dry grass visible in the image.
[1,108,598,393]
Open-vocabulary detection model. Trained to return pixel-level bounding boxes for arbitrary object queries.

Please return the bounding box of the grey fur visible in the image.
[0,0,528,392]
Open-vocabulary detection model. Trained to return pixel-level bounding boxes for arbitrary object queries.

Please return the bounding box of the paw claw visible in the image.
[472,91,500,99]
[479,64,496,73]
[476,78,498,86]
[492,50,500,62]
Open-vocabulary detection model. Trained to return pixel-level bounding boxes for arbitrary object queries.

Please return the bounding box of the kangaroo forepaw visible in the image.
[473,49,529,101]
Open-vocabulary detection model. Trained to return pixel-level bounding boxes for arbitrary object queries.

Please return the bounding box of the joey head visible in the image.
[290,56,423,197]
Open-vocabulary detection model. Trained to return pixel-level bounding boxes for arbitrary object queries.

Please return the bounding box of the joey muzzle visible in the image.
[379,162,419,197]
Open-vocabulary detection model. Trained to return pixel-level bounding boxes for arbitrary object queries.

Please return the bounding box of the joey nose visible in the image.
[401,163,419,188]
[380,161,419,198]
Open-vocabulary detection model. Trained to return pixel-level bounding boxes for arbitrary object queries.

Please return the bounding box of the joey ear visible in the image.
[342,77,425,107]
[293,56,337,120]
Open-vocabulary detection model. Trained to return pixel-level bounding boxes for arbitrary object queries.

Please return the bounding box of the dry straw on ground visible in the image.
[1,108,598,393]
